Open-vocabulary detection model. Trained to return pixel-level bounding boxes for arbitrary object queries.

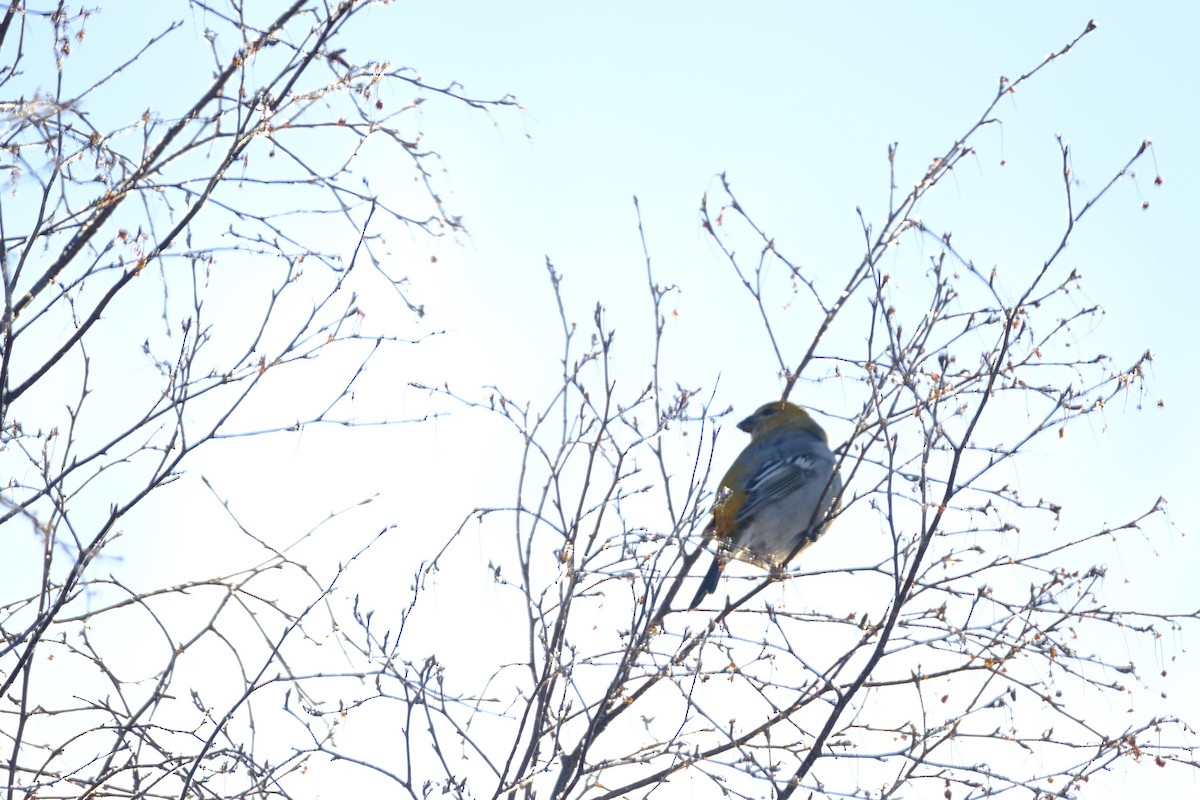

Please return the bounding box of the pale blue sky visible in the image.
[383,1,1197,550]
[10,2,1197,796]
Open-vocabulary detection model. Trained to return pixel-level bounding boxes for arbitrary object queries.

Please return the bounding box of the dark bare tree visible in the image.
[1,7,1192,800]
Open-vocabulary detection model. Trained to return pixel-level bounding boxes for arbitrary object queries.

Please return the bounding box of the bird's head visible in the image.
[737,400,828,442]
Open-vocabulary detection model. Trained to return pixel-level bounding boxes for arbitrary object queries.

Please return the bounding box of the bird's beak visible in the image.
[737,415,755,433]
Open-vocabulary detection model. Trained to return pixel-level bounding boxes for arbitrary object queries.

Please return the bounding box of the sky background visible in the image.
[8,1,1198,797]
[374,0,1197,603]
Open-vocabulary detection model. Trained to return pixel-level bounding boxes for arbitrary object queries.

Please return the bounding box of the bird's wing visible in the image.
[733,453,820,524]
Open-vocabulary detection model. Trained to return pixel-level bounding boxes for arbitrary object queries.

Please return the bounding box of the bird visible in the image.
[688,400,842,609]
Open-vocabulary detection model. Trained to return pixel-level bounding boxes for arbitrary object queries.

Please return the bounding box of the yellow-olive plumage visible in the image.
[689,401,842,609]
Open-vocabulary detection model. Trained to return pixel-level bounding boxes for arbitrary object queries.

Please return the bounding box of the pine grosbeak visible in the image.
[689,400,842,609]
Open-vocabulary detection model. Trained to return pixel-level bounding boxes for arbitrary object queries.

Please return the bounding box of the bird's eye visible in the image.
[760,407,778,417]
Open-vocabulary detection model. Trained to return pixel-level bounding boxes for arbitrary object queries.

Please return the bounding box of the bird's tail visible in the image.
[688,556,723,609]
